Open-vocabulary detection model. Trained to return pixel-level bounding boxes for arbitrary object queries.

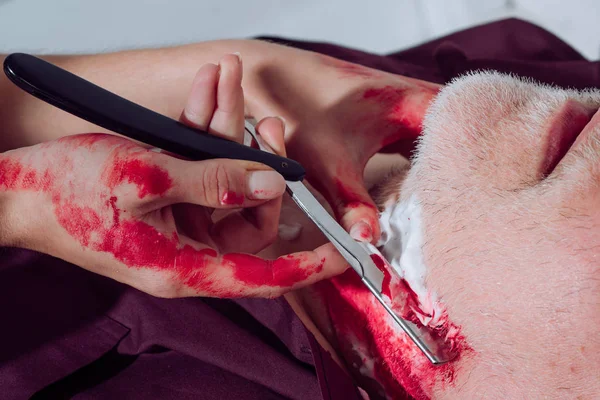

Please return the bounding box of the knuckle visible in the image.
[184,109,209,129]
[199,161,237,206]
[216,163,232,198]
[199,163,221,205]
[107,150,168,205]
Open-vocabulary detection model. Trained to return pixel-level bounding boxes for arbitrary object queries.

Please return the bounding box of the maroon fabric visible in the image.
[260,18,599,89]
[1,18,598,400]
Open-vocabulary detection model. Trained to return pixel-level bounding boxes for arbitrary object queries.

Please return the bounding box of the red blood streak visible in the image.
[360,85,438,151]
[0,135,321,296]
[108,196,120,226]
[55,199,103,247]
[333,178,376,211]
[53,192,224,292]
[223,253,324,287]
[21,170,38,189]
[392,279,431,325]
[0,159,53,191]
[0,159,23,190]
[370,253,391,298]
[332,177,378,235]
[317,263,471,400]
[356,227,372,241]
[98,219,216,274]
[369,252,428,320]
[106,158,172,198]
[90,194,318,293]
[331,177,378,238]
[221,191,244,205]
[321,272,420,399]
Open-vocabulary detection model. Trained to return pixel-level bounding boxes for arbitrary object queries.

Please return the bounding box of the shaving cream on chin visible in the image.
[376,194,443,327]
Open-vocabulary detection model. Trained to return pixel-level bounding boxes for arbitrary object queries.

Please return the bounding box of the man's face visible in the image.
[391,72,600,399]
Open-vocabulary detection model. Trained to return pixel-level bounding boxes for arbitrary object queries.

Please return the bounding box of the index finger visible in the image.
[168,242,348,298]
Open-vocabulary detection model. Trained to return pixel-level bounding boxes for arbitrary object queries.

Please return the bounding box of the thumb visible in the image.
[165,155,286,208]
[313,166,381,244]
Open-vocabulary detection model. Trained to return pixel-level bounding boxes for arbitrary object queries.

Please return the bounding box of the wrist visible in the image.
[0,149,45,249]
[0,189,24,248]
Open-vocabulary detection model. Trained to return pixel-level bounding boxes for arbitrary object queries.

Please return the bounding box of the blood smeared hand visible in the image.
[0,54,347,298]
[244,51,440,242]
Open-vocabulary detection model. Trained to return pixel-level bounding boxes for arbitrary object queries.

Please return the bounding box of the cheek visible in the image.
[420,195,514,319]
[419,191,597,361]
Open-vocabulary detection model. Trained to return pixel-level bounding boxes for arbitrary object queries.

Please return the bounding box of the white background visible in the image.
[0,0,598,59]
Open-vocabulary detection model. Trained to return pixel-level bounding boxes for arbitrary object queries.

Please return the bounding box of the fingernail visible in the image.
[232,52,242,63]
[246,170,286,200]
[350,221,373,242]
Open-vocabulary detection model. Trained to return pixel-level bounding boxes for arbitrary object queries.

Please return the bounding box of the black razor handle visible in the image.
[3,53,305,181]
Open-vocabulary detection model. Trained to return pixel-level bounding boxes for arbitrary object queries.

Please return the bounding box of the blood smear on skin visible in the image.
[333,178,377,211]
[0,159,23,190]
[106,158,172,198]
[361,85,438,149]
[221,191,245,205]
[0,137,325,296]
[222,253,324,287]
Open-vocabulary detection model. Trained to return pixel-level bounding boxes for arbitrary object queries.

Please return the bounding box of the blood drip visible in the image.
[370,253,391,298]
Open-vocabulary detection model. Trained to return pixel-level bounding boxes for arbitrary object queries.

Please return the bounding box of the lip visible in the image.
[568,106,600,150]
[542,100,599,177]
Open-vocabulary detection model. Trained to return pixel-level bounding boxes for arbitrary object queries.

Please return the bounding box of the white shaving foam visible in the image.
[377,194,442,327]
[278,223,303,241]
